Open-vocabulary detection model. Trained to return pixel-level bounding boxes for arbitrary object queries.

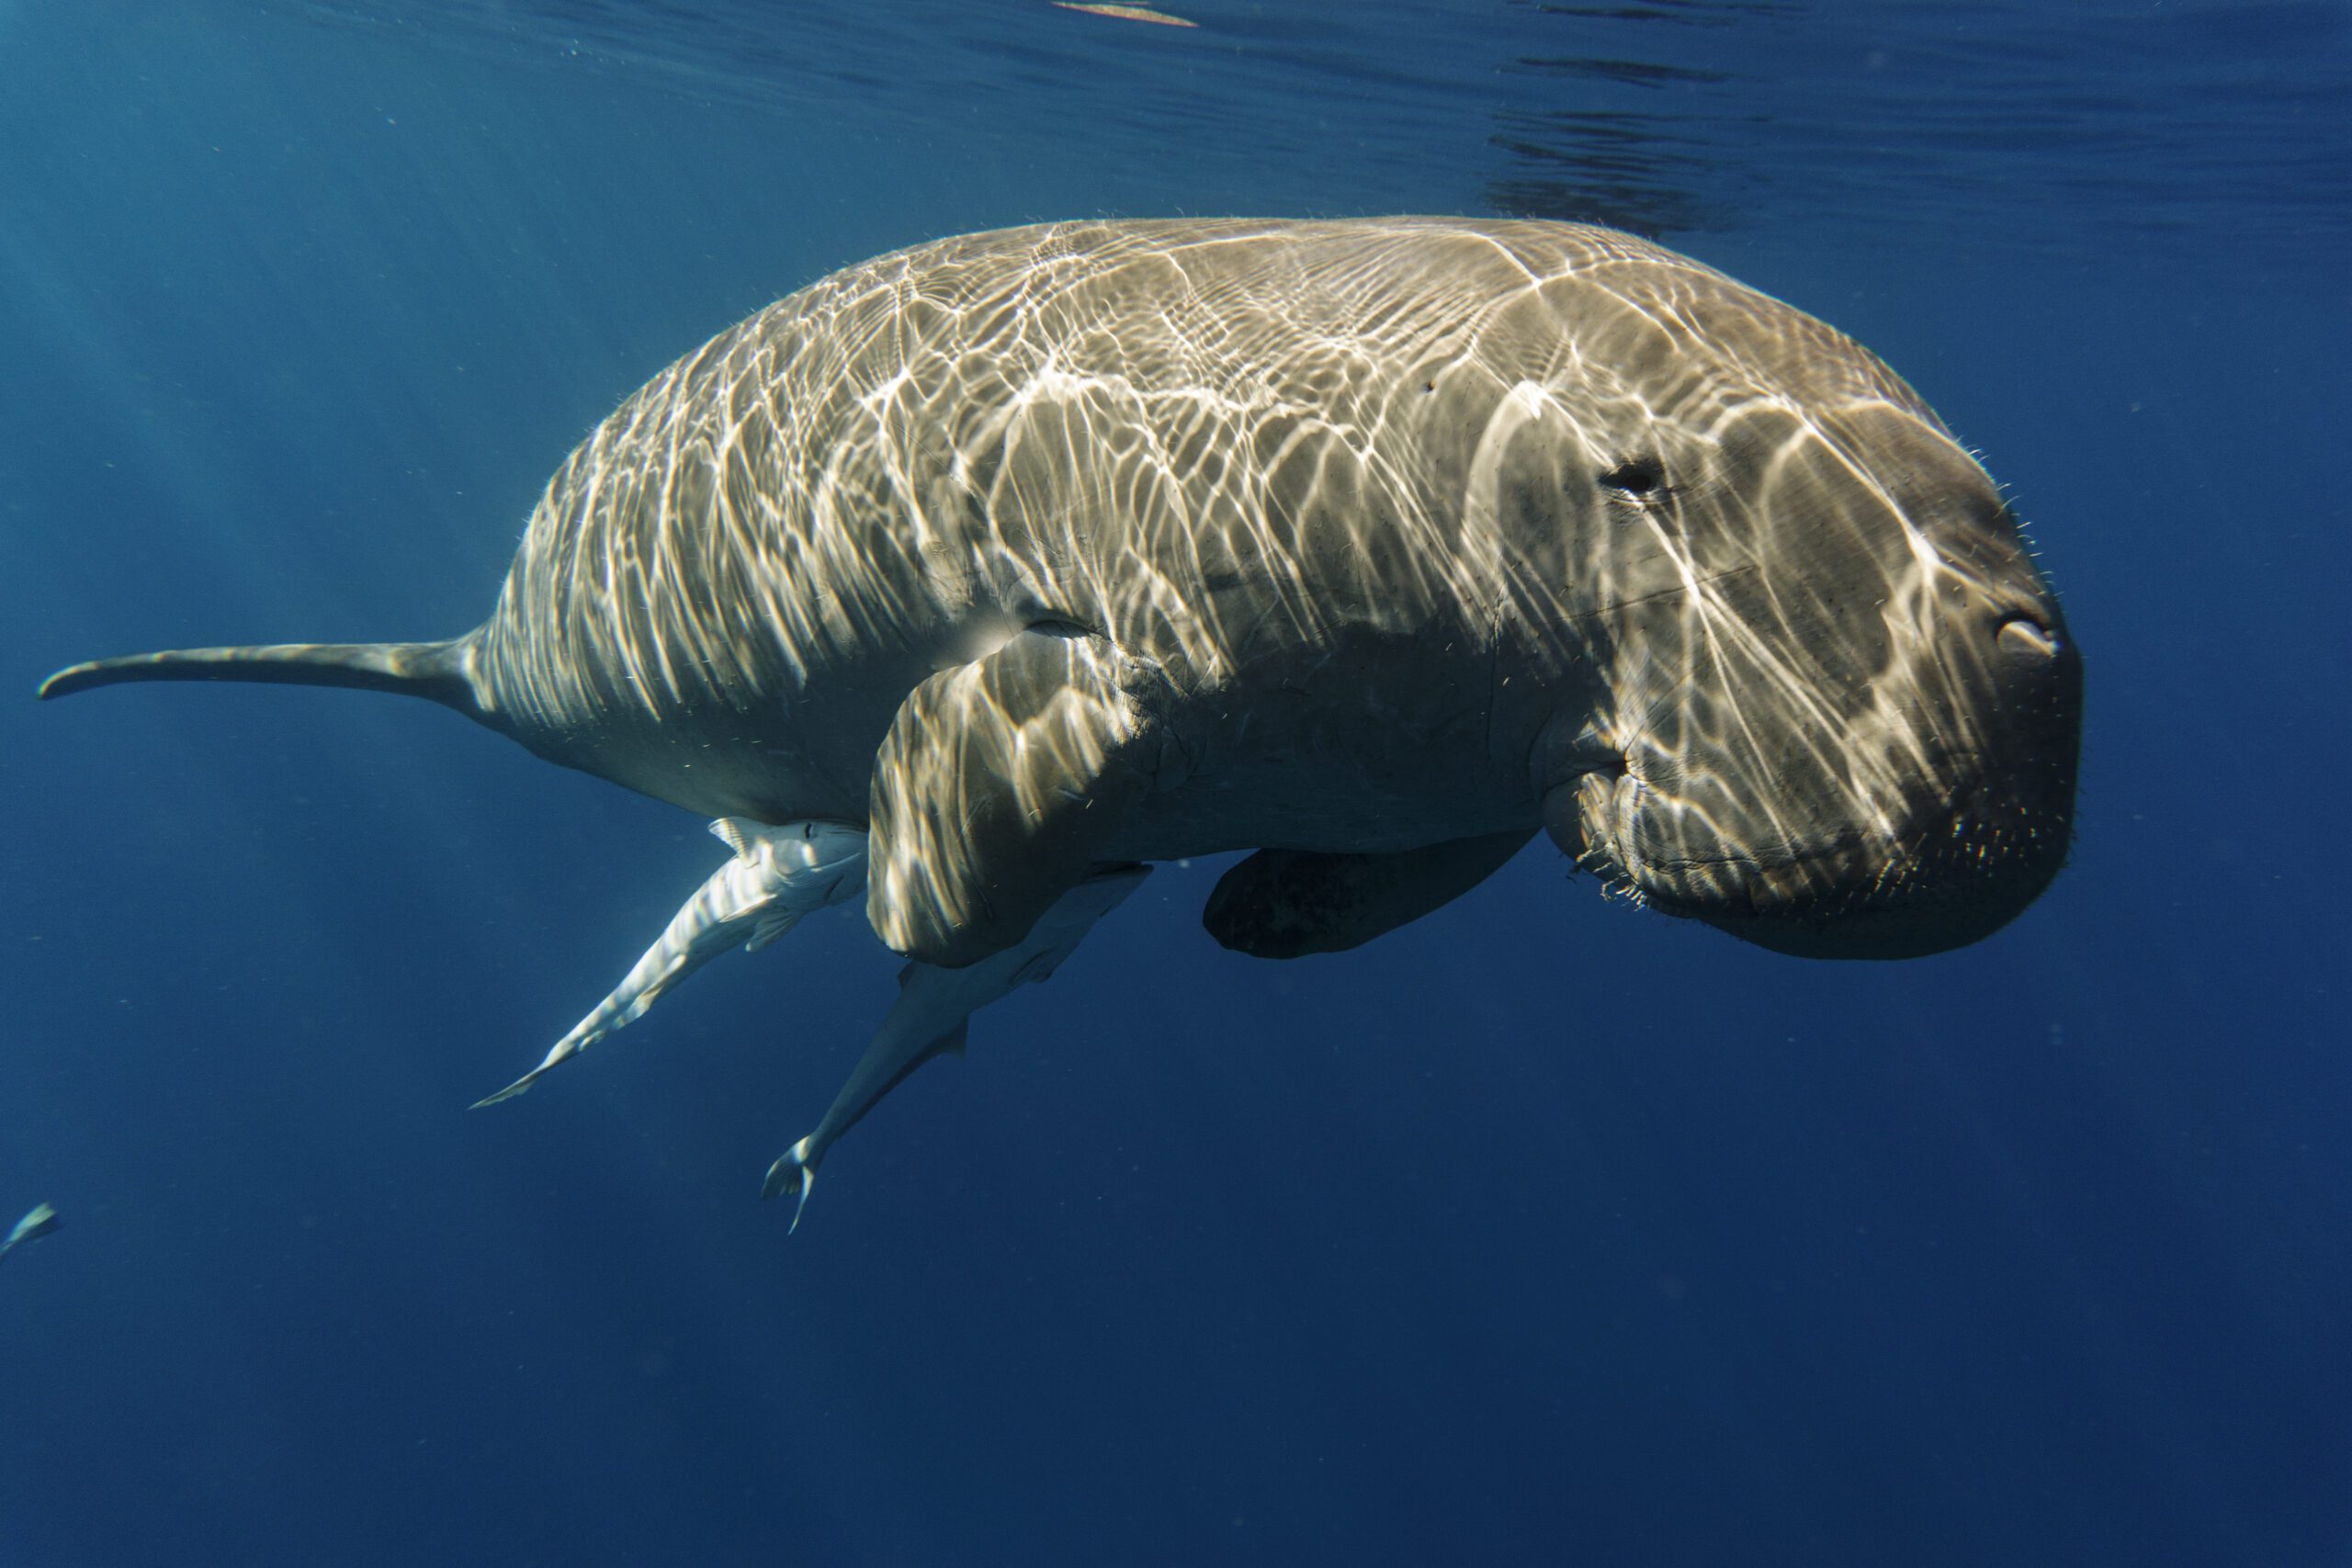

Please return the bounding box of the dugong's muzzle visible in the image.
[1544,406,2084,960]
[1572,612,2079,957]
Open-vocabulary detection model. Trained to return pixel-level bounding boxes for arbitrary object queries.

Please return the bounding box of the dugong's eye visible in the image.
[1598,456,1666,501]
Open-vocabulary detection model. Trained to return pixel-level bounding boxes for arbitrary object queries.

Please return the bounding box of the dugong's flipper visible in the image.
[475,819,868,1106]
[1202,829,1535,958]
[0,1202,59,1263]
[866,629,1168,968]
[764,863,1151,1230]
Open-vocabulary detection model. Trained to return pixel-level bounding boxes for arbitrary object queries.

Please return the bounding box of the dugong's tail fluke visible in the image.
[38,636,482,714]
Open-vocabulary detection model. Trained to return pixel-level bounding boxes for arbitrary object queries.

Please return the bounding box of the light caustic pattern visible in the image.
[464,219,2075,958]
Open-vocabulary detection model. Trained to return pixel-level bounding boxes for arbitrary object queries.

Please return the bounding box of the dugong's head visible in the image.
[1521,265,2081,959]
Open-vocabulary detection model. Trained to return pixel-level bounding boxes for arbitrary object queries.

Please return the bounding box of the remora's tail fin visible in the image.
[39,635,481,716]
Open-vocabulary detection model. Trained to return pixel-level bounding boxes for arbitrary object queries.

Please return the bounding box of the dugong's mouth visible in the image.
[1564,764,2070,961]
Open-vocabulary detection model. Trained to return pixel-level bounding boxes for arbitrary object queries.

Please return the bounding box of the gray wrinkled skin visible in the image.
[43,218,2081,965]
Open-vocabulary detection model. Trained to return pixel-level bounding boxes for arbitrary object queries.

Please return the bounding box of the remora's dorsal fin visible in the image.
[38,635,482,715]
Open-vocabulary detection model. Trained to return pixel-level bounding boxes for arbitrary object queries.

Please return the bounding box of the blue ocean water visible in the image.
[2,1,2346,1562]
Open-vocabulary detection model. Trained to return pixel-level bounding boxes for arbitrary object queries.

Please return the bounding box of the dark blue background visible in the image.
[4,4,2346,1564]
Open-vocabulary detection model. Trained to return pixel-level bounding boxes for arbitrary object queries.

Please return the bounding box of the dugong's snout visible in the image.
[1565,605,2080,957]
[1542,405,2084,959]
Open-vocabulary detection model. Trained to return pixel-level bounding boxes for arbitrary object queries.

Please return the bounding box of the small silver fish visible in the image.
[0,1202,59,1262]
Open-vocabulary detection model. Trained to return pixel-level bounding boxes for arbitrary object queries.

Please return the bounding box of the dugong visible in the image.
[41,219,2082,1213]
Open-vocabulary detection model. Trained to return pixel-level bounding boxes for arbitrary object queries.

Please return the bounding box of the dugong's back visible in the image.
[464,218,1932,821]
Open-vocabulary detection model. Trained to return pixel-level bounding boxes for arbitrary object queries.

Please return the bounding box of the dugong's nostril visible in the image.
[1995,615,2059,660]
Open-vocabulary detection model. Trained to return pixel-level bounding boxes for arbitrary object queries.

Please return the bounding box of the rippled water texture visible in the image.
[294,0,2352,249]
